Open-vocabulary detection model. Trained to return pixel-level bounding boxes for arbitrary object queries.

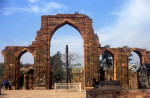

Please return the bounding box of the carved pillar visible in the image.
[23,73,26,90]
[113,56,117,80]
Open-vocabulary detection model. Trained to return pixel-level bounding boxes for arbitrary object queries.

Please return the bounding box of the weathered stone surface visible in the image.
[86,89,150,98]
[2,13,150,89]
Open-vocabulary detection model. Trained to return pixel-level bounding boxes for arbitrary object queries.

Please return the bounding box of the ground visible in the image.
[0,90,86,98]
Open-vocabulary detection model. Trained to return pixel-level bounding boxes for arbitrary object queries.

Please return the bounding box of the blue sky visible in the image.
[0,0,150,64]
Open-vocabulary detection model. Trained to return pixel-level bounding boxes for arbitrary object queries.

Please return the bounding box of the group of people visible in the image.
[4,80,12,90]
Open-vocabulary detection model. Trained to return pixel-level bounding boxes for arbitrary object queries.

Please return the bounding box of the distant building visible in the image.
[72,67,83,83]
[20,64,34,90]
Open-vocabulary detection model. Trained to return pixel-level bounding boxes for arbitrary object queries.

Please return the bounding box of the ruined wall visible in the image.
[2,46,35,89]
[2,13,100,89]
[2,13,150,89]
[128,71,138,89]
[98,47,148,89]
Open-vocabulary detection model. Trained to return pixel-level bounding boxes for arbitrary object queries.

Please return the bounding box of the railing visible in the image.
[54,83,81,93]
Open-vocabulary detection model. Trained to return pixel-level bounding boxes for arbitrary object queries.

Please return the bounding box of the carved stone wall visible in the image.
[105,69,114,80]
[2,13,150,89]
[128,71,138,89]
[2,46,35,89]
[72,68,83,84]
[98,47,148,89]
[2,13,100,89]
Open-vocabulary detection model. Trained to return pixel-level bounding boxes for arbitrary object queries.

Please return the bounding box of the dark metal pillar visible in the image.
[66,45,68,83]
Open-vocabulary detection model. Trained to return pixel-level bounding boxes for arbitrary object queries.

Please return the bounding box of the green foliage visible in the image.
[50,51,65,84]
[122,45,130,48]
[128,53,133,63]
[51,51,82,84]
[19,71,24,87]
[62,52,82,83]
[68,68,73,83]
[104,45,111,48]
[63,52,81,68]
[52,69,65,83]
[20,62,24,68]
[129,64,137,71]
[100,45,113,70]
[0,63,4,83]
[123,45,139,71]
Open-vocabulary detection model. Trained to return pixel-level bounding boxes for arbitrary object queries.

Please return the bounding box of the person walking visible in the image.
[4,80,9,90]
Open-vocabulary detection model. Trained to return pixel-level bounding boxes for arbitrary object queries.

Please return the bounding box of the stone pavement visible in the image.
[0,90,86,98]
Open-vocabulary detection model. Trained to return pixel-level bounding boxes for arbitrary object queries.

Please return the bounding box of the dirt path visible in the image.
[0,90,86,98]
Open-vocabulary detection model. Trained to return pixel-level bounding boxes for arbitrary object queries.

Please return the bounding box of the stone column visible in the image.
[23,73,26,90]
[113,56,117,80]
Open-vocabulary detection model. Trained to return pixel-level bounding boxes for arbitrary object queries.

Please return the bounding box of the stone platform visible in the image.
[86,81,150,98]
[95,80,124,90]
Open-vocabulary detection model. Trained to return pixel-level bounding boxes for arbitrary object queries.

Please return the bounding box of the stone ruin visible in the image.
[2,13,150,90]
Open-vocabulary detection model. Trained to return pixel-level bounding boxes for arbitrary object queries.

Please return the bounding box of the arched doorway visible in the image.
[99,51,114,81]
[19,51,34,89]
[50,24,83,87]
[128,51,141,89]
[2,14,101,89]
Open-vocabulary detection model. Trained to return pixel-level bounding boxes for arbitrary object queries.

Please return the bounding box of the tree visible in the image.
[50,51,65,84]
[0,63,4,83]
[122,45,138,71]
[50,51,82,84]
[129,63,137,71]
[62,52,82,83]
[20,62,24,68]
[100,45,113,70]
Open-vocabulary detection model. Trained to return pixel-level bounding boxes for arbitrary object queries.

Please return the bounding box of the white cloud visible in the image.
[97,0,150,49]
[0,1,68,15]
[41,2,67,14]
[51,35,83,54]
[29,5,40,13]
[2,7,28,15]
[51,35,84,66]
[28,0,38,3]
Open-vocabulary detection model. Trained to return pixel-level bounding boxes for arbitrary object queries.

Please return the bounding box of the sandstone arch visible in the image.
[2,13,150,89]
[2,13,100,89]
[99,50,116,81]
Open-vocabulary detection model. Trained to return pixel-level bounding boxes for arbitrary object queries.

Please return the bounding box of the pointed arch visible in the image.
[99,50,115,81]
[50,22,84,84]
[133,50,142,57]
[127,50,142,58]
[99,50,114,58]
[128,50,142,89]
[128,49,142,66]
[17,48,34,60]
[51,20,83,40]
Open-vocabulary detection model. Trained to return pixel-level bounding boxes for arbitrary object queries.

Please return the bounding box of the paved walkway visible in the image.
[0,90,86,98]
